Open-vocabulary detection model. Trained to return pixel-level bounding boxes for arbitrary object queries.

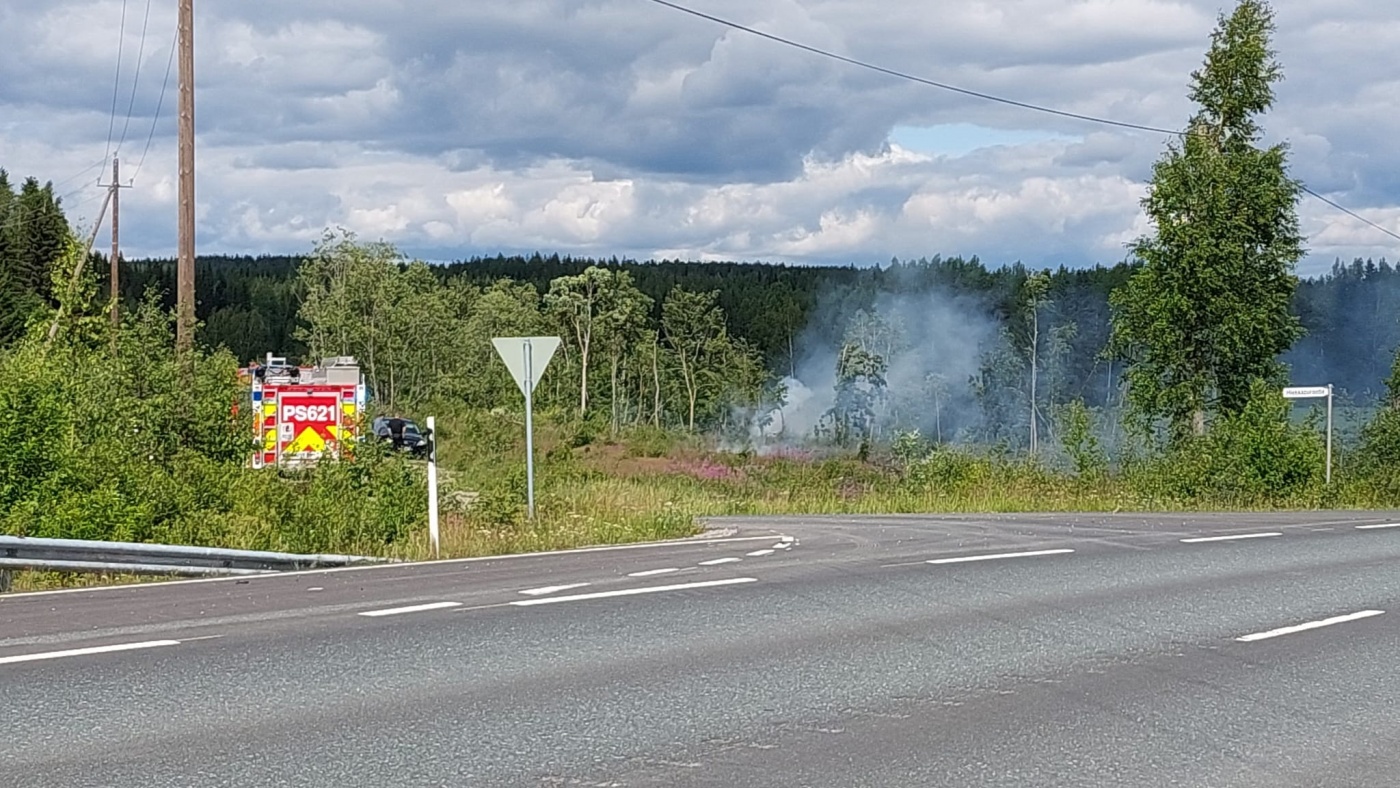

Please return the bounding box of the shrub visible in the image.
[623,425,676,458]
[1129,380,1323,506]
[1056,399,1109,480]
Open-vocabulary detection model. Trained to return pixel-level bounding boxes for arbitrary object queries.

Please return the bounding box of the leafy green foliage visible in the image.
[821,342,888,447]
[660,286,757,430]
[1353,352,1400,498]
[0,238,428,553]
[1056,399,1108,480]
[1110,0,1303,440]
[0,171,71,344]
[1128,380,1323,506]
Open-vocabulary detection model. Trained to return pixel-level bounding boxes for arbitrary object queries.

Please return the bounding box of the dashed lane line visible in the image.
[1236,610,1385,643]
[358,601,462,618]
[698,557,743,566]
[926,548,1075,566]
[511,577,759,607]
[518,583,591,597]
[1180,532,1282,544]
[628,567,680,578]
[0,639,181,666]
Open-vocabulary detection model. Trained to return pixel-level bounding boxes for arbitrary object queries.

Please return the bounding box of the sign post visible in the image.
[492,337,561,518]
[426,415,439,558]
[1282,385,1333,485]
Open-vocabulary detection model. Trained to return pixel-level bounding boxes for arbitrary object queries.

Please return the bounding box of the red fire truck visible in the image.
[243,354,367,469]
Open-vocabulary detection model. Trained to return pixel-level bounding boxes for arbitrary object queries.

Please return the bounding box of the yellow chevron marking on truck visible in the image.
[285,426,327,455]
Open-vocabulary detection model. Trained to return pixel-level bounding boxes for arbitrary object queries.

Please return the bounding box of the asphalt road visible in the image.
[4,511,1400,787]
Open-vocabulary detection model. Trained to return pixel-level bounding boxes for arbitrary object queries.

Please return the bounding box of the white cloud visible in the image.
[0,0,1396,274]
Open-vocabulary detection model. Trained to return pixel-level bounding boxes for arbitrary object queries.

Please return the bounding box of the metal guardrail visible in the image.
[0,535,389,592]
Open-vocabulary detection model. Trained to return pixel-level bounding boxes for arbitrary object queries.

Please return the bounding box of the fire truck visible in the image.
[243,354,367,469]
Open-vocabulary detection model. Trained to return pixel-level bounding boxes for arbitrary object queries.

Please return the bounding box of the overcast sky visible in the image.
[1,0,1396,274]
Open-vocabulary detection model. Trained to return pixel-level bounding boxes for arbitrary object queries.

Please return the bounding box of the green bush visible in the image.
[905,447,994,493]
[623,425,676,458]
[1129,380,1324,506]
[471,467,529,528]
[1056,399,1109,480]
[0,297,429,555]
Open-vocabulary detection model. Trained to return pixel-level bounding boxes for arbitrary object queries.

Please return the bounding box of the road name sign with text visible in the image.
[1282,386,1331,399]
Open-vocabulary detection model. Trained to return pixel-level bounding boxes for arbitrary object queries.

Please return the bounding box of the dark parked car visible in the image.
[370,416,429,458]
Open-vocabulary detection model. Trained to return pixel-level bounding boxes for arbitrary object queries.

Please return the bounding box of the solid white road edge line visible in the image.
[511,577,758,607]
[0,535,790,600]
[746,549,776,557]
[1236,610,1385,642]
[1357,523,1400,530]
[627,567,680,577]
[1180,532,1282,543]
[926,548,1075,565]
[698,557,742,566]
[358,601,462,617]
[0,639,182,666]
[518,583,591,597]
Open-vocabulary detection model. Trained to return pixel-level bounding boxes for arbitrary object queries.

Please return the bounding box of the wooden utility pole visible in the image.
[109,157,121,342]
[176,0,195,354]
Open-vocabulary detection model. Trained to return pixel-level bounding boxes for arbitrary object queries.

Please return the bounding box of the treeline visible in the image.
[111,250,1400,406]
[290,232,769,435]
[0,171,71,343]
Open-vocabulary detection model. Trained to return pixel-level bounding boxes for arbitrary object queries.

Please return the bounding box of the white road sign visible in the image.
[1282,386,1331,399]
[491,336,561,520]
[492,337,561,395]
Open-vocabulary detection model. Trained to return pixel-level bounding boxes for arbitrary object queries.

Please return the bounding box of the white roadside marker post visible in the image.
[427,415,440,558]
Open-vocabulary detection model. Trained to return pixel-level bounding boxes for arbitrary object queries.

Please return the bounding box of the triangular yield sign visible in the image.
[492,337,561,396]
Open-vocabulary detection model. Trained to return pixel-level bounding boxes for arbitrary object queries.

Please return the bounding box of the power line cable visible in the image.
[104,0,130,163]
[642,0,1179,136]
[132,26,179,183]
[117,0,156,153]
[1300,184,1400,244]
[644,0,1398,248]
[0,158,109,236]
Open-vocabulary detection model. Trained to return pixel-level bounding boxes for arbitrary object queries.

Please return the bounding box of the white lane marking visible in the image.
[511,577,758,607]
[780,536,795,543]
[518,583,591,597]
[926,548,1075,565]
[1357,523,1400,530]
[698,557,742,566]
[0,639,181,666]
[628,567,680,577]
[746,549,775,557]
[1180,532,1282,543]
[357,601,462,618]
[1236,610,1385,642]
[0,535,790,599]
[307,587,324,592]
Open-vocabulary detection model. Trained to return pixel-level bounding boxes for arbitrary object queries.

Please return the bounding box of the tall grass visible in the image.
[9,390,1398,593]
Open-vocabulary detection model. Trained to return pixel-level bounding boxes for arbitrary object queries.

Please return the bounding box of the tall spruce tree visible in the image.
[1109,0,1303,440]
[0,173,72,344]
